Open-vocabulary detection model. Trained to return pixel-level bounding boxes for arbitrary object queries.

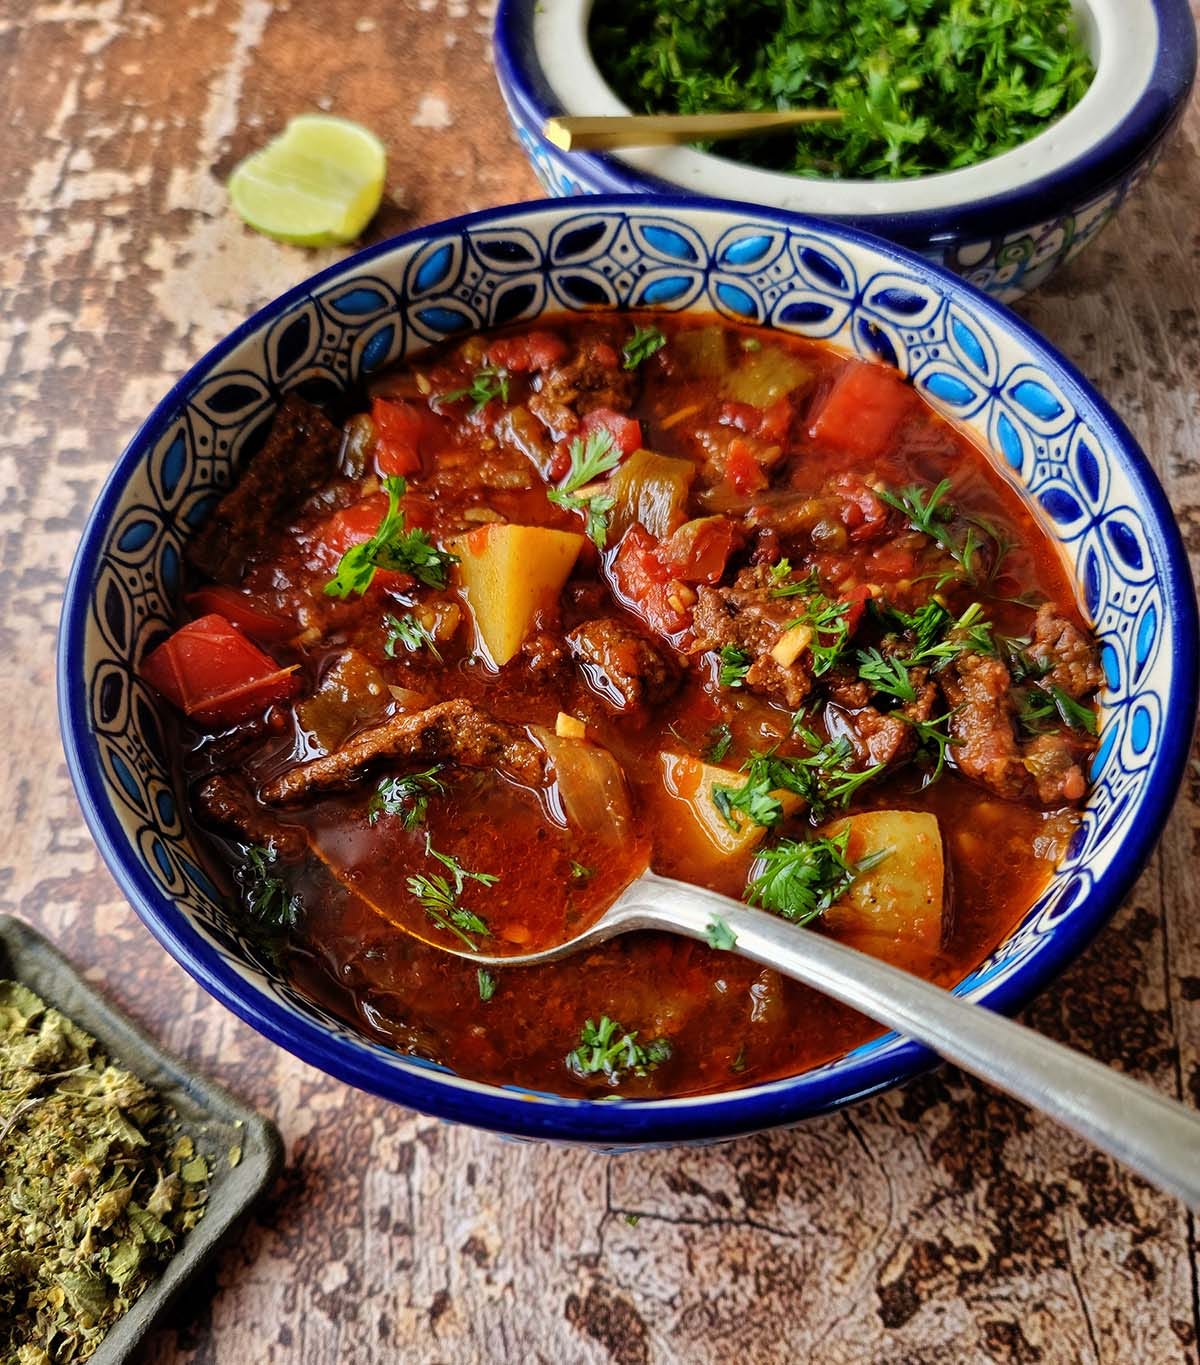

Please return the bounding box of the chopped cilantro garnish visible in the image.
[591,0,1094,181]
[746,830,890,927]
[236,845,301,929]
[878,481,1010,588]
[477,969,497,1002]
[324,476,457,598]
[383,611,442,661]
[566,1016,673,1084]
[1019,685,1098,736]
[771,571,853,676]
[717,645,752,690]
[569,860,594,883]
[546,429,622,548]
[444,363,510,412]
[706,915,737,951]
[367,766,445,829]
[705,722,734,764]
[406,835,498,951]
[621,324,666,370]
[713,734,884,831]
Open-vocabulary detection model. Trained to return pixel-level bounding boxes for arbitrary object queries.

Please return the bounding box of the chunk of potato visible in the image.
[821,810,944,950]
[452,523,584,666]
[659,752,803,860]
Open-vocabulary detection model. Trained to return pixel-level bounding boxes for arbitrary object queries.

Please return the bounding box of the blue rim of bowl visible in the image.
[59,194,1200,1145]
[493,0,1197,249]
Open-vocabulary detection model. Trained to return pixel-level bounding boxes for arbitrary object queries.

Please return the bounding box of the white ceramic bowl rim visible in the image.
[503,0,1195,232]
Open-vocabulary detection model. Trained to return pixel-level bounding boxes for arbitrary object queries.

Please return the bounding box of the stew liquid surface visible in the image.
[145,313,1101,1098]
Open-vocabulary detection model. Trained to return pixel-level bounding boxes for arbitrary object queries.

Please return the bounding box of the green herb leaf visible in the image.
[771,571,853,676]
[546,429,622,548]
[477,969,497,1002]
[746,830,890,926]
[622,324,666,370]
[444,363,510,412]
[383,611,442,660]
[367,766,446,829]
[705,722,734,763]
[566,1015,673,1084]
[407,836,498,950]
[706,915,737,950]
[713,735,885,830]
[236,845,301,929]
[717,644,752,690]
[325,475,457,598]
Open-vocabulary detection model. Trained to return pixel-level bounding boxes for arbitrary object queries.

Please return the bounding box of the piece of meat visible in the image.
[260,699,544,805]
[692,565,816,709]
[825,668,872,710]
[567,617,680,711]
[851,669,938,767]
[187,393,342,583]
[1020,732,1089,805]
[527,335,636,435]
[940,652,1033,802]
[194,773,308,859]
[1028,604,1104,698]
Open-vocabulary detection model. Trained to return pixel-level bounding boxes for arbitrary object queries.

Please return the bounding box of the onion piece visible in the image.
[533,727,630,842]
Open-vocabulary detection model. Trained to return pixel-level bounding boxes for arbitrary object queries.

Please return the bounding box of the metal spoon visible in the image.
[447,866,1200,1210]
[543,110,843,152]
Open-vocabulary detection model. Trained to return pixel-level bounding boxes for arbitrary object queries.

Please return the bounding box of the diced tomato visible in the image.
[757,396,793,444]
[832,472,890,542]
[718,398,792,445]
[581,407,642,457]
[184,586,293,644]
[372,397,439,477]
[839,584,873,634]
[140,614,298,727]
[726,438,768,495]
[311,493,413,593]
[660,517,735,585]
[807,359,914,460]
[609,525,691,638]
[485,330,568,373]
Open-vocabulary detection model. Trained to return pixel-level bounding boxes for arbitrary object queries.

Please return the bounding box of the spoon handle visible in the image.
[543,110,843,152]
[619,872,1200,1209]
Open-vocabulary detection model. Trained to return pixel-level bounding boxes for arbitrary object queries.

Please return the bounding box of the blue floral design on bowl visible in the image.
[493,0,1196,302]
[59,197,1199,1147]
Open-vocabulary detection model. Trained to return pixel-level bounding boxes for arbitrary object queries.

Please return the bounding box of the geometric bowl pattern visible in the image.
[59,198,1200,1146]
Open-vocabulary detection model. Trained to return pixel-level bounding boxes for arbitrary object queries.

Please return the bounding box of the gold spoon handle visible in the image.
[543,109,843,152]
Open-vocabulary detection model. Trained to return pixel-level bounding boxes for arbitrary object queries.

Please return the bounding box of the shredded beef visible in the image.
[260,699,544,805]
[1029,604,1104,698]
[187,393,341,584]
[940,652,1034,802]
[194,773,307,859]
[527,335,636,435]
[567,617,680,711]
[692,565,816,709]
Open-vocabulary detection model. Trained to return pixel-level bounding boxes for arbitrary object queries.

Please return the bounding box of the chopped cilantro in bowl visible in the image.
[589,0,1095,180]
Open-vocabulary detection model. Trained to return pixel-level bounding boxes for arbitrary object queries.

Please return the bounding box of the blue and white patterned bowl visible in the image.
[59,197,1199,1146]
[494,0,1197,302]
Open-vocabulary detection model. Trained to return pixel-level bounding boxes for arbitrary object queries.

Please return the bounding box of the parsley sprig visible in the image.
[1018,685,1098,736]
[712,731,884,831]
[770,570,853,676]
[236,845,301,929]
[367,766,446,829]
[718,645,751,690]
[406,835,498,951]
[325,476,457,598]
[622,325,666,370]
[546,430,622,547]
[444,364,510,413]
[384,611,442,660]
[592,0,1093,181]
[566,1016,673,1085]
[747,830,890,926]
[878,480,1010,589]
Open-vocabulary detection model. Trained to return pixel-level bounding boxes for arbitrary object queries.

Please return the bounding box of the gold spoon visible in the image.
[543,109,843,152]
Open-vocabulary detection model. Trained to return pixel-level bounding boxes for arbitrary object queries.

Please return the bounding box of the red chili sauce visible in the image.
[143,313,1102,1098]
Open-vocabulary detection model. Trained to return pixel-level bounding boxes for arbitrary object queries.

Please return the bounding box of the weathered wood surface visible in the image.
[2,1,1199,1360]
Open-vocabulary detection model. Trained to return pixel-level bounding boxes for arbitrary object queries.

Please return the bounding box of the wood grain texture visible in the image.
[1,1,1198,1360]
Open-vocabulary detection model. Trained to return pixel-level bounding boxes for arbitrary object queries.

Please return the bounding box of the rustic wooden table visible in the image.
[3,2,1199,1361]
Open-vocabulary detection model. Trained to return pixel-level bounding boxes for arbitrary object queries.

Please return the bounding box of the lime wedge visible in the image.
[228,115,387,247]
